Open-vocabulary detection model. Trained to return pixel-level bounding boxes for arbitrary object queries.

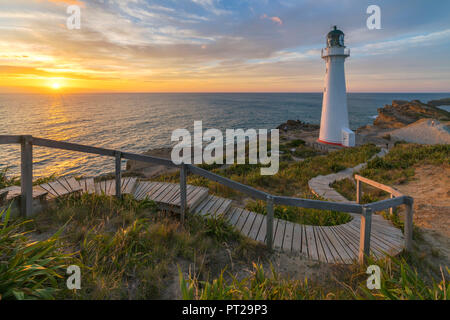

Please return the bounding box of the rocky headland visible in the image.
[372,99,450,129]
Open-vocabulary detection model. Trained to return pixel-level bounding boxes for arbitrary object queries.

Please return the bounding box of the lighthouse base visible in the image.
[317,139,345,147]
[318,128,355,148]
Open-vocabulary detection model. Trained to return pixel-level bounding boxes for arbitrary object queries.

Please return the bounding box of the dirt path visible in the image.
[394,165,450,267]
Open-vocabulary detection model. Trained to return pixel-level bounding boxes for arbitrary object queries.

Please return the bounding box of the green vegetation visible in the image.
[0,167,57,189]
[245,200,352,226]
[0,167,18,188]
[180,263,328,300]
[21,193,255,299]
[0,206,70,300]
[360,143,449,185]
[181,255,449,300]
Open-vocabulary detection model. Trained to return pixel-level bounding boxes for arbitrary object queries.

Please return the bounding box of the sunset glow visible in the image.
[0,1,449,93]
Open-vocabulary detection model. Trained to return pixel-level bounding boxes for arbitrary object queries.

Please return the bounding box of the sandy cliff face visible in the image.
[373,99,450,129]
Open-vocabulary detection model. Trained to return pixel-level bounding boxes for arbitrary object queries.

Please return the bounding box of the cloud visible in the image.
[261,14,283,25]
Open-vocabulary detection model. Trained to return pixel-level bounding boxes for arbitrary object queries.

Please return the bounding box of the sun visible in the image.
[51,83,61,90]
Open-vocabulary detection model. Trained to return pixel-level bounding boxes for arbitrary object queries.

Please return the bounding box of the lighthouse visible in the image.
[319,26,355,147]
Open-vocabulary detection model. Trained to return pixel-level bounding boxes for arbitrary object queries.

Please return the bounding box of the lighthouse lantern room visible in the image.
[319,26,355,147]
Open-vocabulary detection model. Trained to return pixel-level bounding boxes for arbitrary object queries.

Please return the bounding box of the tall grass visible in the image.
[180,256,449,300]
[356,256,449,300]
[179,263,329,300]
[0,206,70,300]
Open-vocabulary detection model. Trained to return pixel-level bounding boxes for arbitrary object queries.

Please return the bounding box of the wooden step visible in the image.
[39,178,83,199]
[193,195,232,217]
[133,181,209,212]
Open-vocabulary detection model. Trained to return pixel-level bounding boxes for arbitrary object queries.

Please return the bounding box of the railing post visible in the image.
[389,194,394,216]
[20,135,33,217]
[180,163,187,224]
[404,197,414,252]
[359,206,372,265]
[356,178,361,204]
[115,151,122,199]
[266,195,274,250]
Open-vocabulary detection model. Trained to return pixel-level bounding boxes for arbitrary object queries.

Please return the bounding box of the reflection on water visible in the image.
[1,92,449,179]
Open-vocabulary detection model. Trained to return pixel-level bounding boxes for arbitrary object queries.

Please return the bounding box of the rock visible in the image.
[373,99,450,129]
[427,98,450,107]
[276,120,319,132]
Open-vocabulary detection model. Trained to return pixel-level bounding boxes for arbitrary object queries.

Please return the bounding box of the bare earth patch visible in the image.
[394,165,450,266]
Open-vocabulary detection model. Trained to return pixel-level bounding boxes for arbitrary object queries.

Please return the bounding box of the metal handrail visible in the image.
[0,135,413,263]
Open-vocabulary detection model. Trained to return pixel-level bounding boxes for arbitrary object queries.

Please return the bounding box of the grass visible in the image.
[0,167,57,188]
[244,200,352,226]
[360,143,449,185]
[179,263,329,300]
[26,193,255,299]
[180,255,449,300]
[0,206,70,300]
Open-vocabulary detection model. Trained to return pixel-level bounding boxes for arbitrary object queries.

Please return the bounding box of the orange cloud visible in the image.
[261,14,283,25]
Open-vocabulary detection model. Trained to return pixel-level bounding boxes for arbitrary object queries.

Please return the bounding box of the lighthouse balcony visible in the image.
[321,47,350,58]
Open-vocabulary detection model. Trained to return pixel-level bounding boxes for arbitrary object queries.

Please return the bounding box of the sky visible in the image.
[0,0,449,93]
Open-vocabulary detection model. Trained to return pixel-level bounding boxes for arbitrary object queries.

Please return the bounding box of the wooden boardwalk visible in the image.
[0,177,404,264]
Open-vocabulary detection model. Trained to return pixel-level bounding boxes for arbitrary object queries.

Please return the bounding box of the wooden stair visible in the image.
[0,176,405,265]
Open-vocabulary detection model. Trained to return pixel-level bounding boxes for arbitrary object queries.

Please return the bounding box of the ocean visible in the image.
[1,92,448,178]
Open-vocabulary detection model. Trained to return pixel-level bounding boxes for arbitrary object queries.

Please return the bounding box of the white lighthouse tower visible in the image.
[319,26,355,147]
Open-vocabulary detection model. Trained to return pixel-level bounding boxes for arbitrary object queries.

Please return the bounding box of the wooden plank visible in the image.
[301,224,308,255]
[161,185,180,204]
[240,211,258,237]
[227,207,243,227]
[316,227,340,264]
[346,220,393,255]
[193,196,214,216]
[187,187,208,210]
[313,226,329,263]
[65,177,81,192]
[85,178,95,194]
[105,180,115,195]
[235,209,251,232]
[304,225,319,261]
[282,222,295,252]
[133,182,151,200]
[38,183,58,198]
[141,182,162,199]
[57,178,72,193]
[153,184,175,202]
[292,224,303,252]
[247,213,264,241]
[271,218,282,249]
[170,184,192,205]
[330,225,359,260]
[256,215,267,243]
[47,180,70,197]
[208,197,228,217]
[122,177,137,194]
[320,226,353,264]
[216,198,232,215]
[340,222,383,259]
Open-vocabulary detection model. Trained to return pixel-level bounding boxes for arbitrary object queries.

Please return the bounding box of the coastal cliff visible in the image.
[373,99,450,129]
